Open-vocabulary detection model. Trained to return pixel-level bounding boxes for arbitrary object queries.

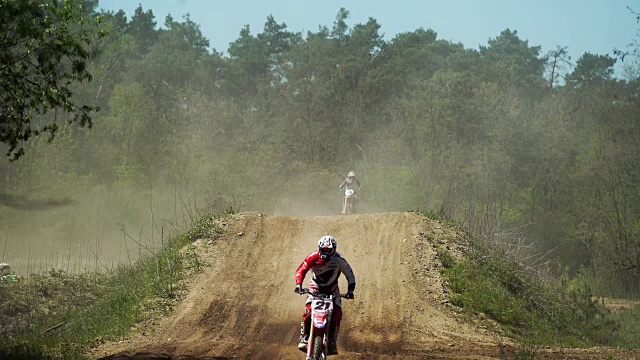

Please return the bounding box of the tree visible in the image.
[565,52,616,88]
[126,4,158,55]
[275,10,390,166]
[136,13,214,87]
[258,15,301,64]
[545,46,572,91]
[224,16,300,98]
[331,8,350,40]
[383,28,469,89]
[0,0,102,160]
[479,29,547,98]
[225,25,268,97]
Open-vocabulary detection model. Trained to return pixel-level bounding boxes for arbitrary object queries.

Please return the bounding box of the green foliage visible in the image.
[440,247,622,346]
[418,210,459,230]
[434,245,456,269]
[0,210,228,359]
[610,304,640,348]
[2,0,640,318]
[0,270,104,336]
[127,5,158,54]
[0,0,103,160]
[182,212,230,242]
[566,52,617,87]
[0,270,105,359]
[478,29,547,97]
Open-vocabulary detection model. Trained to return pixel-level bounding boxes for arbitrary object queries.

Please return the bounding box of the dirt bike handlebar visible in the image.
[298,288,352,299]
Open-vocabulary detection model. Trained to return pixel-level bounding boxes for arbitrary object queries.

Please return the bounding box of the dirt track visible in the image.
[94,212,640,360]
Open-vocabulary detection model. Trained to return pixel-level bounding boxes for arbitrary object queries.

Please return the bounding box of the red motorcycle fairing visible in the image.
[312,309,329,329]
[306,295,335,359]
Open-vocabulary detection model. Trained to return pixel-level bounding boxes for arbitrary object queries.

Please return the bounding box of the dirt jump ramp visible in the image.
[96,212,510,359]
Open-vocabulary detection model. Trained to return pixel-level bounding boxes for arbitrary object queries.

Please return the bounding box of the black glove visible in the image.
[294,284,303,294]
[345,282,356,299]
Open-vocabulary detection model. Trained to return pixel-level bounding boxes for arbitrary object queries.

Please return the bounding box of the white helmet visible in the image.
[346,171,356,184]
[318,235,337,259]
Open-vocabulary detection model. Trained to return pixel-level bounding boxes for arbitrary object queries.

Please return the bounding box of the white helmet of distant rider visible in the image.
[318,235,337,260]
[346,171,356,184]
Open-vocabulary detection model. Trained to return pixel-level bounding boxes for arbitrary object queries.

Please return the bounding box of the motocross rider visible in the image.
[295,235,356,355]
[339,171,361,214]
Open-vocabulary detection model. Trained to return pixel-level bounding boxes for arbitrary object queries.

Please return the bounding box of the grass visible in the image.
[420,209,639,350]
[434,239,627,348]
[610,303,640,348]
[0,210,230,359]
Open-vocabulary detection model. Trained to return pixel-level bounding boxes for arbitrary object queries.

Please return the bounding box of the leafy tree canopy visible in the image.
[565,52,617,87]
[0,0,102,160]
[479,29,547,96]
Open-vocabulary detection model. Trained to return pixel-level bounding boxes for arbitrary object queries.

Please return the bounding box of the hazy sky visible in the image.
[99,0,638,74]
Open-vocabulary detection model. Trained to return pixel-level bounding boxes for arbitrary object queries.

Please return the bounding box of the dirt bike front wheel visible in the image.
[311,335,324,360]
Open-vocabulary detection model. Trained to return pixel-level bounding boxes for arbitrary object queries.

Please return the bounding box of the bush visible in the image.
[440,245,621,346]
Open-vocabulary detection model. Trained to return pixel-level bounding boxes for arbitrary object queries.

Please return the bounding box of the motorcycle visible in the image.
[299,288,348,360]
[341,189,356,215]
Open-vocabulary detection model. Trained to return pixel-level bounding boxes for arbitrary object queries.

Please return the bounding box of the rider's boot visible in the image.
[327,323,339,355]
[297,320,309,352]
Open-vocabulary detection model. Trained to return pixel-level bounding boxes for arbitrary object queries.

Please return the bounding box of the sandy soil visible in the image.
[92,212,640,360]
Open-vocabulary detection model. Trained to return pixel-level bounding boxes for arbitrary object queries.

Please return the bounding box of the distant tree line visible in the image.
[1,1,639,296]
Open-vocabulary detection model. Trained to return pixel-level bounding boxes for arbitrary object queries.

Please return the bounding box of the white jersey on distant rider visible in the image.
[339,178,361,193]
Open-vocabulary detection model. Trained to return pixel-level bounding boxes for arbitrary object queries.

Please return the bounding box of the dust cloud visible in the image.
[0,182,218,275]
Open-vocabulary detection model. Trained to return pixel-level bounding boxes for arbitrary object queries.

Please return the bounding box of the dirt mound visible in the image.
[93,212,640,360]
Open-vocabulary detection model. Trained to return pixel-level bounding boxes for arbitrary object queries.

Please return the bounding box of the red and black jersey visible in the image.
[295,250,356,289]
